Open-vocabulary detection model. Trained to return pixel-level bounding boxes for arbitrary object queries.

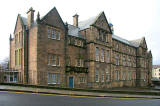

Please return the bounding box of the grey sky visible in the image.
[0,0,159,65]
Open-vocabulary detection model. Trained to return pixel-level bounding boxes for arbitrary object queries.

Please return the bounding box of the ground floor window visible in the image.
[122,71,126,80]
[48,73,60,84]
[95,69,99,82]
[106,71,110,82]
[115,71,119,81]
[79,77,86,83]
[101,70,105,82]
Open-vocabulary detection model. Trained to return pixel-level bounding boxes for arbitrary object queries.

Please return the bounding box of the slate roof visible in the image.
[20,16,37,26]
[21,16,27,25]
[67,24,85,39]
[129,38,142,47]
[19,11,143,48]
[112,35,143,47]
[78,12,103,30]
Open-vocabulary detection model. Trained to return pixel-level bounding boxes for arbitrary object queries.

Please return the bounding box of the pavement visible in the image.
[0,85,160,99]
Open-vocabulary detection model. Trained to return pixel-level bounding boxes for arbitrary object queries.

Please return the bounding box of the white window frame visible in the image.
[101,70,105,82]
[106,50,110,63]
[48,73,60,84]
[96,47,99,61]
[52,30,56,39]
[101,49,104,62]
[95,69,99,82]
[57,31,60,40]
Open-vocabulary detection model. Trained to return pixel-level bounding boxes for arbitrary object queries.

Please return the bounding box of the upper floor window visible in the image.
[122,56,126,66]
[48,28,51,38]
[128,57,131,67]
[133,58,136,67]
[96,47,99,61]
[122,71,126,80]
[48,54,60,66]
[48,27,60,40]
[76,59,84,67]
[115,55,119,65]
[98,30,108,42]
[106,50,110,63]
[116,43,119,50]
[101,49,104,62]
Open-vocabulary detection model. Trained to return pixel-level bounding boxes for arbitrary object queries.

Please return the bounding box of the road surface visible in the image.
[0,91,160,106]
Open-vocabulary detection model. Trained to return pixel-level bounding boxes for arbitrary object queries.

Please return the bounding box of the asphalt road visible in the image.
[0,91,160,106]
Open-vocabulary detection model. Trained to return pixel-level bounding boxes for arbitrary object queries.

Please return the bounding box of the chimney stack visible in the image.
[27,7,35,28]
[73,14,79,27]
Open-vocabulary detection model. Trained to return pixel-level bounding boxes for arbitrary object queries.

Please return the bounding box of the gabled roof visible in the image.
[78,12,102,30]
[40,7,65,30]
[129,38,143,47]
[78,11,111,31]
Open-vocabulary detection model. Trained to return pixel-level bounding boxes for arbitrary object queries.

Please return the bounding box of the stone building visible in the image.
[9,7,152,88]
[152,65,160,80]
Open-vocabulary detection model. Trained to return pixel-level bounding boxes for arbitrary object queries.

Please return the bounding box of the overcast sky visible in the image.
[0,0,159,65]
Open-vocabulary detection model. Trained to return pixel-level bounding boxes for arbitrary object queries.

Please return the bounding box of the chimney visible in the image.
[73,14,79,27]
[27,7,35,28]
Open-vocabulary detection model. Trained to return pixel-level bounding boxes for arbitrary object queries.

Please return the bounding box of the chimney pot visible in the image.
[73,14,79,27]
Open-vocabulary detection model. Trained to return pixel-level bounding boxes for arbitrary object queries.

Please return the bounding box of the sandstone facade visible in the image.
[9,7,152,88]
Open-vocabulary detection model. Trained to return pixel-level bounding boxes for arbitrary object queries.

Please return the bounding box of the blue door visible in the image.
[69,77,74,88]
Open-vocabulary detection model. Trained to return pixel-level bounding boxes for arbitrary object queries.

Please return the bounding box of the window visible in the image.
[79,77,86,83]
[77,59,84,67]
[66,57,71,66]
[57,32,60,40]
[128,72,130,80]
[19,32,21,43]
[116,43,119,50]
[122,56,126,66]
[106,34,108,42]
[51,55,56,66]
[128,57,131,66]
[106,71,110,81]
[48,27,61,40]
[78,40,81,46]
[115,55,119,65]
[81,41,84,47]
[15,50,17,66]
[115,71,119,81]
[106,50,110,63]
[77,59,81,67]
[101,70,105,82]
[95,69,99,82]
[48,54,60,66]
[57,56,60,66]
[75,39,77,45]
[101,49,104,62]
[52,30,56,39]
[68,37,71,44]
[48,28,51,38]
[133,58,136,67]
[122,71,126,80]
[96,47,99,61]
[48,73,60,84]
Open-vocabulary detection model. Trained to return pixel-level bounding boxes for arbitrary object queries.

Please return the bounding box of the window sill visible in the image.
[48,64,61,67]
[48,83,60,85]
